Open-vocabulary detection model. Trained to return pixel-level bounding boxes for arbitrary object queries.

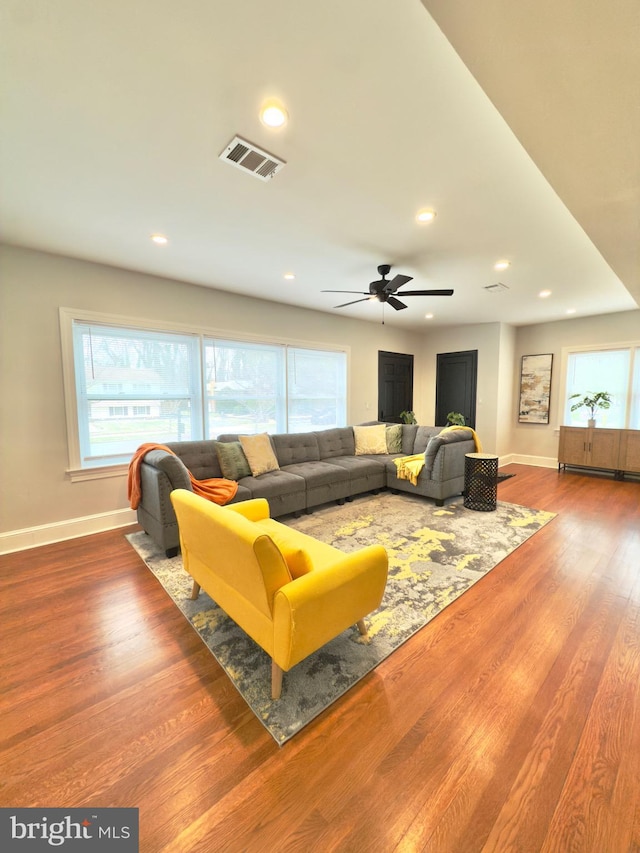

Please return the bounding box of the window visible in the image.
[62,311,348,473]
[563,344,640,428]
[72,322,202,467]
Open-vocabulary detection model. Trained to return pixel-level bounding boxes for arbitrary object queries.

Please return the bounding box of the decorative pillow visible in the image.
[385,424,403,453]
[256,524,314,579]
[239,433,280,477]
[354,424,388,455]
[213,440,251,480]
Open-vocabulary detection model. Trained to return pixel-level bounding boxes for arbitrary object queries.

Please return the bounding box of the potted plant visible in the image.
[569,391,612,427]
[446,412,466,426]
[399,410,417,425]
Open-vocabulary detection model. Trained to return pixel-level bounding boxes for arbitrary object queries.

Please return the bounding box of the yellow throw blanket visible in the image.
[393,426,483,486]
[393,453,425,486]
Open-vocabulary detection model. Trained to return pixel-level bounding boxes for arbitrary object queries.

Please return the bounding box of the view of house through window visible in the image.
[563,345,640,429]
[70,319,347,469]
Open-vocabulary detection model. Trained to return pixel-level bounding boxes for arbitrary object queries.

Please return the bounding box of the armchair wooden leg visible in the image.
[190,580,201,600]
[271,660,283,700]
[356,619,370,643]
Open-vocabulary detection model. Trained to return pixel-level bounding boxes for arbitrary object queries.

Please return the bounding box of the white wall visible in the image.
[0,245,426,547]
[2,244,638,550]
[421,322,506,452]
[512,311,640,462]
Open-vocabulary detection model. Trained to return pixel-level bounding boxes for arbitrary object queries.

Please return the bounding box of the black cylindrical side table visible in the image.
[464,453,499,511]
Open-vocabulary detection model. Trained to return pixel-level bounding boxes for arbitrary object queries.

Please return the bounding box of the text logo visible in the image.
[1,808,138,851]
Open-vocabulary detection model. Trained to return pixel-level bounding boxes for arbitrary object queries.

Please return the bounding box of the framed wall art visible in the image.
[518,353,553,424]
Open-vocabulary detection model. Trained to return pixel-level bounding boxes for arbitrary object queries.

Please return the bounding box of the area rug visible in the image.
[126,492,555,745]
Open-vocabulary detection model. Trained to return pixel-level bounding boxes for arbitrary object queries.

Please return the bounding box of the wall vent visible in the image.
[218,135,286,181]
[484,282,510,293]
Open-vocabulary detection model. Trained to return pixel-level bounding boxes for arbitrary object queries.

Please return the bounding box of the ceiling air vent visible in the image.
[484,282,510,293]
[219,135,285,181]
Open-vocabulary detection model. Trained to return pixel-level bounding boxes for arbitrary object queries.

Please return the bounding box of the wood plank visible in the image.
[1,464,639,851]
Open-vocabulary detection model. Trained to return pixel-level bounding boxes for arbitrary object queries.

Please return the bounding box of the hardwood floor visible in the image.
[1,465,639,852]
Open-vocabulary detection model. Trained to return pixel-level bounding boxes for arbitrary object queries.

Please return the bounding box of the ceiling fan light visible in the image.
[416,208,436,223]
[260,99,288,128]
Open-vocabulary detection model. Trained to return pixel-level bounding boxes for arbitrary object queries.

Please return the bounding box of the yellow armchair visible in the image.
[169,489,388,699]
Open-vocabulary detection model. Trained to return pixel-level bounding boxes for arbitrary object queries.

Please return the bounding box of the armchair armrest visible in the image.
[225,498,271,521]
[272,544,388,670]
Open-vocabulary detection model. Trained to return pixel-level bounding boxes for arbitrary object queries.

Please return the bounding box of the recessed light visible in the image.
[494,260,510,271]
[538,289,552,298]
[284,273,295,280]
[151,234,168,245]
[566,308,576,315]
[416,208,436,223]
[425,313,434,319]
[260,99,288,128]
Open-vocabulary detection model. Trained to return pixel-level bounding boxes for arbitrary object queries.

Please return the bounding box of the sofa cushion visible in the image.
[213,440,252,480]
[315,427,355,459]
[166,440,223,479]
[354,424,388,455]
[385,424,403,453]
[240,433,280,476]
[413,426,444,454]
[272,432,320,466]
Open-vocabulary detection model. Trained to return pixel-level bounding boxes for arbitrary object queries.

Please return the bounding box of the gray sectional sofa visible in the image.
[135,424,476,556]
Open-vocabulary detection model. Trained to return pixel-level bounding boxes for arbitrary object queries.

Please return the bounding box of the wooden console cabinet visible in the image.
[558,426,640,477]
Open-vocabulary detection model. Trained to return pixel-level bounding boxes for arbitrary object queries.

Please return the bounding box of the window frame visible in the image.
[60,308,350,480]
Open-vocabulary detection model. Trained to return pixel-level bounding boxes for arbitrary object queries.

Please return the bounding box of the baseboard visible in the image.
[0,508,137,555]
[504,454,558,469]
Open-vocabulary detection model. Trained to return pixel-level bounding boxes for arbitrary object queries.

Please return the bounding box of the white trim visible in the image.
[0,508,137,555]
[509,453,558,469]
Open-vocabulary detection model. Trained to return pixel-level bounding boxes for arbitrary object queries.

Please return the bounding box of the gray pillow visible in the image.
[213,440,251,480]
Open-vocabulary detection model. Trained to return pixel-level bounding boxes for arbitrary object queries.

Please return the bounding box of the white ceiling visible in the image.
[1,0,638,331]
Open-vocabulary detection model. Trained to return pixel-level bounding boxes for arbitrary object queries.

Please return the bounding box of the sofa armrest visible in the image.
[225,498,271,522]
[272,544,388,670]
[142,449,192,490]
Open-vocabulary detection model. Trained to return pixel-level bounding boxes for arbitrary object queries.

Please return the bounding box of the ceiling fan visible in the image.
[322,264,454,311]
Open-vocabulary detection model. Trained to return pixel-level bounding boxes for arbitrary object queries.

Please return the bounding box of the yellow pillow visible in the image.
[354,424,388,455]
[239,433,280,476]
[255,519,314,579]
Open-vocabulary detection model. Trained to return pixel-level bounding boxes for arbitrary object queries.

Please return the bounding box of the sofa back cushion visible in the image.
[401,424,419,455]
[167,440,222,479]
[314,427,356,459]
[412,426,444,454]
[272,432,321,466]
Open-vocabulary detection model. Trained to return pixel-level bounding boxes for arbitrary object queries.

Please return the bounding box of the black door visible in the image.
[435,350,477,428]
[378,351,414,422]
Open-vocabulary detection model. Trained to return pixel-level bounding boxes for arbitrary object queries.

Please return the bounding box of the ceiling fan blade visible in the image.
[333,297,373,308]
[384,274,413,293]
[395,289,454,296]
[387,296,407,311]
[322,290,368,295]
